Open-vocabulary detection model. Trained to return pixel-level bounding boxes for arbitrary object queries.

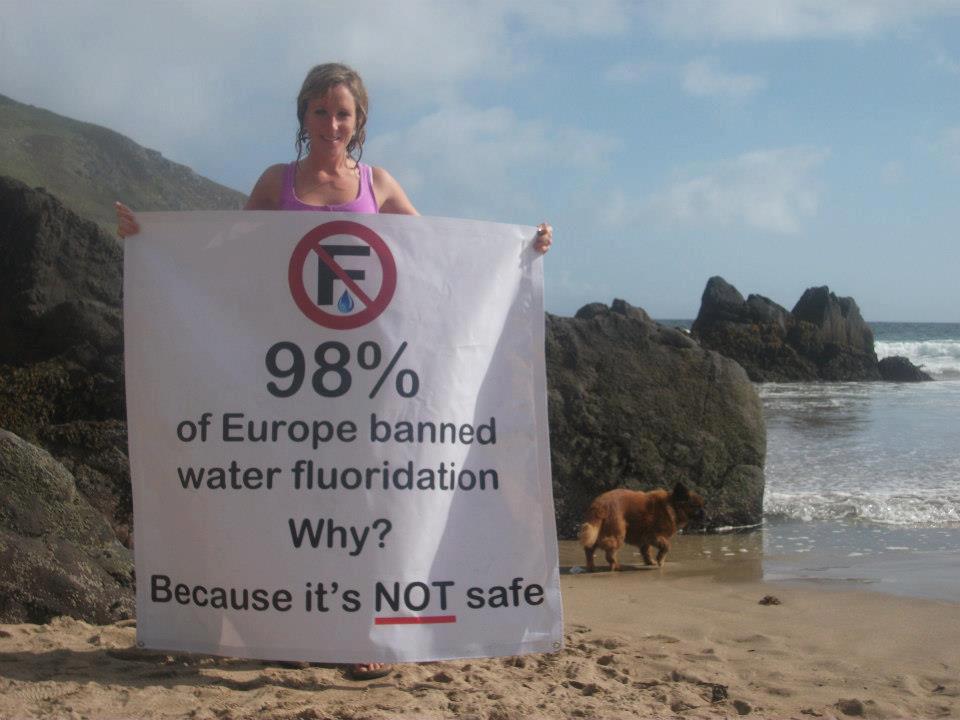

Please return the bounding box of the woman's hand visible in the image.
[115,201,141,239]
[534,222,553,254]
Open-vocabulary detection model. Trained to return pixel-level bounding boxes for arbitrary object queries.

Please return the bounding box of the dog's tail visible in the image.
[578,520,600,549]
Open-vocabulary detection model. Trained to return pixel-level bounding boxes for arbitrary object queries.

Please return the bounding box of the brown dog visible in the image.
[579,483,705,571]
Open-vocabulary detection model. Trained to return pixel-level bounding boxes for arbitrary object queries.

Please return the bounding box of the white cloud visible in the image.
[643,0,960,41]
[682,59,766,99]
[646,147,829,234]
[1,0,633,114]
[0,0,629,188]
[1,2,508,130]
[368,103,618,221]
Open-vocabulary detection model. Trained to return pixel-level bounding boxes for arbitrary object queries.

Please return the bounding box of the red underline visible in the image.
[374,615,457,625]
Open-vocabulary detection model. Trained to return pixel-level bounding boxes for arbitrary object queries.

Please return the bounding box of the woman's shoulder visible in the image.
[245,163,289,210]
[370,165,403,195]
[370,166,418,215]
[370,165,404,181]
[260,163,290,185]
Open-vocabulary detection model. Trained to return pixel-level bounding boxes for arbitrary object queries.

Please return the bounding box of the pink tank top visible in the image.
[278,161,379,213]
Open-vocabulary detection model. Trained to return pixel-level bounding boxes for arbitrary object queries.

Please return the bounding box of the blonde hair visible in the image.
[295,63,369,163]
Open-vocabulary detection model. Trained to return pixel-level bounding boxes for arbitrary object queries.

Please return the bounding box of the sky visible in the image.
[2,0,959,321]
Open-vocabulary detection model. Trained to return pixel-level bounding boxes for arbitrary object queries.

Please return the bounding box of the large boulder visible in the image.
[0,429,133,623]
[0,178,130,547]
[788,286,879,380]
[37,420,132,546]
[878,356,933,382]
[0,176,123,368]
[0,157,233,626]
[546,300,766,536]
[691,276,884,382]
[691,278,814,381]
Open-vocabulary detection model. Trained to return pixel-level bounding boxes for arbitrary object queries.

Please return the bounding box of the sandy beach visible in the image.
[1,536,958,720]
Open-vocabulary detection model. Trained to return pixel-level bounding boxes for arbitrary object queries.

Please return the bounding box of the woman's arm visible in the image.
[244,164,285,210]
[115,162,286,238]
[372,167,419,215]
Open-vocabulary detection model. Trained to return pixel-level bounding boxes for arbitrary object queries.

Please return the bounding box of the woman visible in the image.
[116,63,553,251]
[117,63,551,681]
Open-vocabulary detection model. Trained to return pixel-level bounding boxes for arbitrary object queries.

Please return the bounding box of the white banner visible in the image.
[124,212,562,662]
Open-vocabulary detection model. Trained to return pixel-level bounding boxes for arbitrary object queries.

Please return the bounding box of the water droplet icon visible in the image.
[337,290,355,313]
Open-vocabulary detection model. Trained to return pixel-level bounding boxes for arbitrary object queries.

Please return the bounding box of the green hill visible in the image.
[0,93,246,232]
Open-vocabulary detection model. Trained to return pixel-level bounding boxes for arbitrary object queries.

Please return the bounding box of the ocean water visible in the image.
[761,322,960,600]
[661,320,960,601]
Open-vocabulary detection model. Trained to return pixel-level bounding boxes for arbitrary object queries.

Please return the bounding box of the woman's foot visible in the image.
[346,662,392,680]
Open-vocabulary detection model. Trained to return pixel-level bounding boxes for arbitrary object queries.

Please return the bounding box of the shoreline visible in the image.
[2,537,958,719]
[562,519,960,604]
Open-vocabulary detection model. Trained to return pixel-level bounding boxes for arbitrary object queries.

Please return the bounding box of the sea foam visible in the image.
[765,491,960,527]
[875,339,960,378]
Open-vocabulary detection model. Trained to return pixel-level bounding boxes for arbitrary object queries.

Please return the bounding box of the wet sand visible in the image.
[1,534,958,719]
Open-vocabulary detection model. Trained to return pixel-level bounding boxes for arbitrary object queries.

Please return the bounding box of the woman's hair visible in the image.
[295,63,369,164]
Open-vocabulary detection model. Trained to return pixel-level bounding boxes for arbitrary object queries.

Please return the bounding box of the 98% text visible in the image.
[265,341,420,399]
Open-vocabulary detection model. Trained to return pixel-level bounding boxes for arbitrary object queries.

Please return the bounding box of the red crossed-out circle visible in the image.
[288,220,397,329]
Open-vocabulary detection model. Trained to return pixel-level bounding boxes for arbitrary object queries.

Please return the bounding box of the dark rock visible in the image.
[692,276,884,382]
[696,275,748,323]
[692,278,816,382]
[878,355,933,382]
[0,179,131,550]
[610,297,651,322]
[789,287,879,381]
[745,294,790,330]
[546,300,766,535]
[0,176,123,368]
[0,429,133,624]
[574,302,610,320]
[836,698,866,716]
[792,287,874,354]
[711,684,729,702]
[0,357,123,440]
[38,420,132,546]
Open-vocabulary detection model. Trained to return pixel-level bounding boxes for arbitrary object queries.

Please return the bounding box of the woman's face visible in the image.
[303,83,358,158]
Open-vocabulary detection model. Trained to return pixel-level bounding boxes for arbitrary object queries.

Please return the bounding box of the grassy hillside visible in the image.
[0,93,246,232]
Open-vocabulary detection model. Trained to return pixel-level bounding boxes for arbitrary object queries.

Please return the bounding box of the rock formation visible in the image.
[546,300,766,536]
[878,356,933,382]
[0,176,122,367]
[0,178,133,622]
[0,429,134,623]
[691,276,928,382]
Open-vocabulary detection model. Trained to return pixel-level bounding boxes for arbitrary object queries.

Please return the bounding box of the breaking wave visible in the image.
[765,491,960,527]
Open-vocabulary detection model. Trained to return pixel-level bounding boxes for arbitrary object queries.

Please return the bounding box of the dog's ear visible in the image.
[672,482,690,501]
